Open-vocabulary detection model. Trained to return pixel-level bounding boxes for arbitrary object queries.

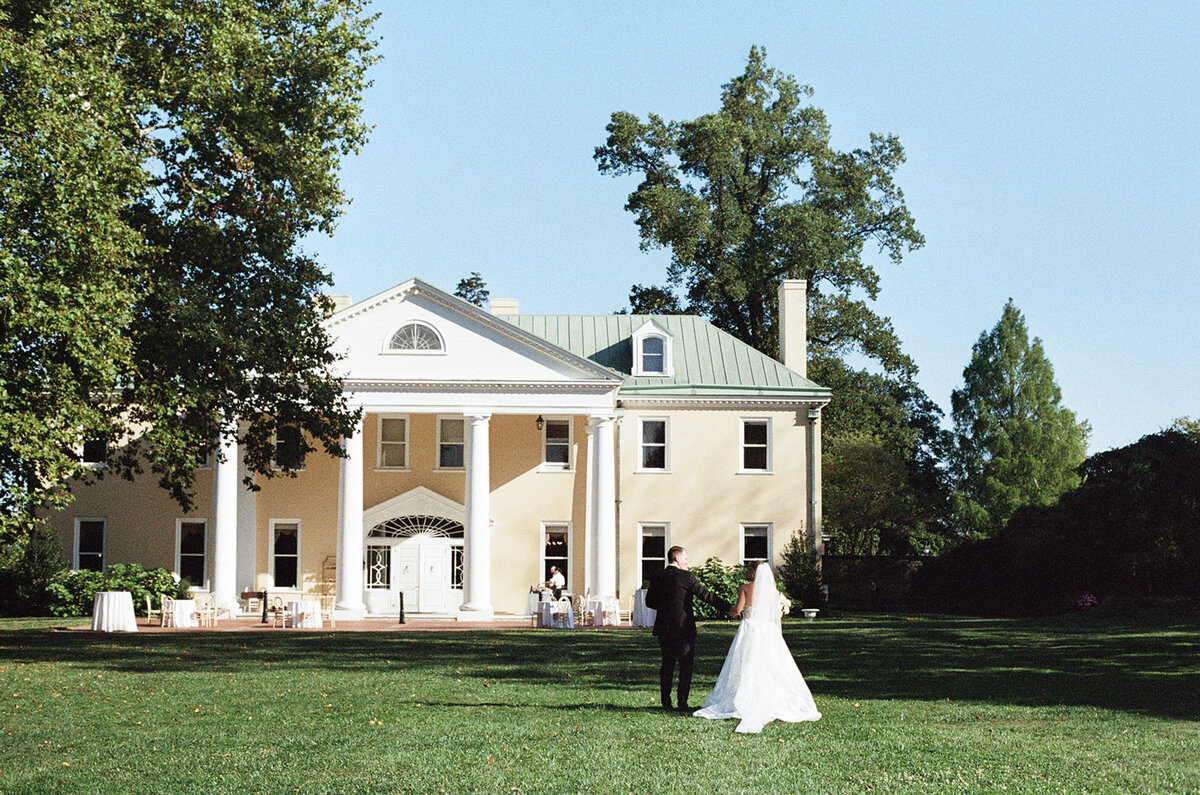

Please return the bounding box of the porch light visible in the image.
[535,415,544,431]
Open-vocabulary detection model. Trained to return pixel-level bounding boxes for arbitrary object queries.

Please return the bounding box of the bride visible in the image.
[694,562,821,733]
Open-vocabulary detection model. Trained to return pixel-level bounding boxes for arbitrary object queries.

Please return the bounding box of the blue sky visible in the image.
[306,2,1199,453]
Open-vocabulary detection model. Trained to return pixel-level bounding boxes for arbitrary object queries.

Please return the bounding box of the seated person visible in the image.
[545,565,566,599]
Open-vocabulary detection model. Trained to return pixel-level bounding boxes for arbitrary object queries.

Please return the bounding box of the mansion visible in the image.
[48,278,830,618]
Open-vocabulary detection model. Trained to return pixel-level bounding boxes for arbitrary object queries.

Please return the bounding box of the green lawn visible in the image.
[0,611,1197,794]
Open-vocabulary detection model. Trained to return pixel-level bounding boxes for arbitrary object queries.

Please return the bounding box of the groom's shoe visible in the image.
[676,704,692,714]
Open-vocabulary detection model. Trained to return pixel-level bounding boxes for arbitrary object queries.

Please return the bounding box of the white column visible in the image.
[336,416,366,618]
[210,433,239,611]
[590,414,617,599]
[460,413,493,619]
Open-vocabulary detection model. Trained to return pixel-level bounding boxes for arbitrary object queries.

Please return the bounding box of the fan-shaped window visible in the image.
[387,322,443,352]
[368,515,464,539]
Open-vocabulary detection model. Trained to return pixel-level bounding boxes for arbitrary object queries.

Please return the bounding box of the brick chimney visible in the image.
[778,280,807,377]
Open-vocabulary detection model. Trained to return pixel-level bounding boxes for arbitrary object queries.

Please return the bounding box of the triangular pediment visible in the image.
[324,279,622,387]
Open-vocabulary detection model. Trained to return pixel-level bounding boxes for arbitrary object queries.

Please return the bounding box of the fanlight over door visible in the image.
[365,515,464,614]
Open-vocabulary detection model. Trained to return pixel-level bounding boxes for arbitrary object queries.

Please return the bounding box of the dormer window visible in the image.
[631,320,674,377]
[641,336,665,373]
[387,322,443,352]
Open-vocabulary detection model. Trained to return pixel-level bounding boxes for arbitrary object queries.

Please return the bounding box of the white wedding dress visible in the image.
[694,563,821,733]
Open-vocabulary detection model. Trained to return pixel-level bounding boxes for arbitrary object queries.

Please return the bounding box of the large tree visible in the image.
[950,300,1090,537]
[597,47,951,552]
[0,1,377,540]
[595,45,923,377]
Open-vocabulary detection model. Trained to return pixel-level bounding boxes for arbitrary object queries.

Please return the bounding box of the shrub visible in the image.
[777,531,824,609]
[691,557,747,619]
[0,526,67,616]
[46,565,191,617]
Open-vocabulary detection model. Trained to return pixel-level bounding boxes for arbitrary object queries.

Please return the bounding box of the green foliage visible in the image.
[690,557,746,619]
[45,564,190,618]
[454,272,490,307]
[596,45,923,376]
[1171,416,1200,438]
[950,300,1090,537]
[0,1,378,540]
[0,525,66,616]
[916,430,1200,615]
[777,532,822,608]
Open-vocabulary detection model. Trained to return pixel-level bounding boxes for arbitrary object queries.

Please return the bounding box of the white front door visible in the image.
[418,540,450,612]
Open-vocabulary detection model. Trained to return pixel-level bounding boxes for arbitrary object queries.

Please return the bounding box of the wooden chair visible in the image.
[160,595,176,628]
[271,596,292,628]
[196,595,216,627]
[145,594,161,626]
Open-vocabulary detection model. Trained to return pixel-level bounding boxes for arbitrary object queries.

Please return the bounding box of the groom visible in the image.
[645,545,733,712]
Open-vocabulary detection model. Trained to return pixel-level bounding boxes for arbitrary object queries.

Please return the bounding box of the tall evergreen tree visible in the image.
[950,300,1090,537]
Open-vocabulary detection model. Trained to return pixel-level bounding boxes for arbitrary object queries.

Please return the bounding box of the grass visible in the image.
[0,610,1197,794]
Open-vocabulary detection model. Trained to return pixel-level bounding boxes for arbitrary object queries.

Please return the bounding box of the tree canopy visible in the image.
[949,300,1089,537]
[595,45,923,375]
[0,1,377,540]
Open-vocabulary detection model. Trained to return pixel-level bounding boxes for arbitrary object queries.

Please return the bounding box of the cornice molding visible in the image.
[344,379,620,394]
[617,395,830,411]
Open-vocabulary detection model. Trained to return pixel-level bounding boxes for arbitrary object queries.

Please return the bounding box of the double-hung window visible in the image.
[437,417,465,469]
[741,419,771,472]
[542,524,570,587]
[177,520,207,588]
[378,416,408,469]
[272,521,300,589]
[81,438,107,466]
[639,524,668,588]
[74,518,105,571]
[638,418,668,471]
[542,419,571,470]
[741,524,771,565]
[274,425,305,471]
[641,336,665,374]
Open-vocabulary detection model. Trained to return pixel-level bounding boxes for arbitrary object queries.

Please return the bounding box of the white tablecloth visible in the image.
[588,598,621,627]
[171,599,198,628]
[92,591,138,632]
[631,589,656,628]
[526,592,541,616]
[286,599,322,628]
[539,601,574,629]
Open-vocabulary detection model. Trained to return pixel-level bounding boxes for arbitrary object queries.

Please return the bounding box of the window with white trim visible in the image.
[387,322,443,352]
[741,418,771,472]
[81,438,107,466]
[638,418,668,471]
[741,524,771,565]
[437,417,465,469]
[631,320,674,377]
[542,524,570,588]
[378,415,409,469]
[74,518,105,571]
[271,521,300,589]
[639,523,668,588]
[177,519,207,588]
[542,418,571,470]
[273,425,305,471]
[366,545,391,589]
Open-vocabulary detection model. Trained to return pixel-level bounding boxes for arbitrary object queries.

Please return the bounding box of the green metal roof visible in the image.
[497,314,830,399]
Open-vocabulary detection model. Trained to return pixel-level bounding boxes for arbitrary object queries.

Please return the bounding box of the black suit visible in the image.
[645,564,732,709]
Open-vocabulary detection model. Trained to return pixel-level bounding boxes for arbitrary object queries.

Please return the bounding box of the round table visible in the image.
[92,591,138,632]
[539,600,574,629]
[286,599,322,628]
[631,589,656,628]
[172,599,199,628]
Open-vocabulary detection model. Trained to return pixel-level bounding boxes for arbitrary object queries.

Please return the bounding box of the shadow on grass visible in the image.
[1,612,1196,721]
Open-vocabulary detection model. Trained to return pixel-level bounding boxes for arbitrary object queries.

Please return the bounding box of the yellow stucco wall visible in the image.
[45,406,812,615]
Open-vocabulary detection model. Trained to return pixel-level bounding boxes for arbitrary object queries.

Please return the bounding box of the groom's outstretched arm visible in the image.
[686,572,732,616]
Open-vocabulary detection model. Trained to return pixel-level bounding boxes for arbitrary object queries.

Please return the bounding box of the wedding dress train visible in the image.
[693,563,821,733]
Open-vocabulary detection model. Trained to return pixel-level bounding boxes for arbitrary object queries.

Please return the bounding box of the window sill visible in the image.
[374,467,411,473]
[433,467,465,473]
[538,465,574,473]
[635,468,671,474]
[737,470,774,475]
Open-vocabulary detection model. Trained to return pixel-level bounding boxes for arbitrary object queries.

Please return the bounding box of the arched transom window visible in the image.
[387,322,443,352]
[368,515,464,539]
